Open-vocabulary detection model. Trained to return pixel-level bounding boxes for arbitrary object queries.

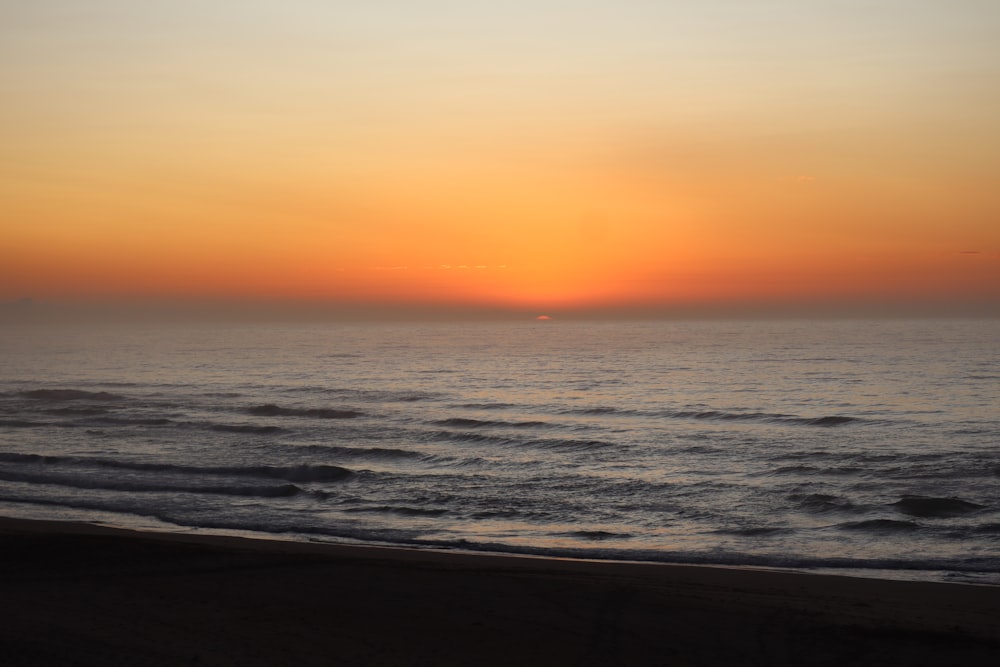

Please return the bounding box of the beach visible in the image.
[1,517,997,666]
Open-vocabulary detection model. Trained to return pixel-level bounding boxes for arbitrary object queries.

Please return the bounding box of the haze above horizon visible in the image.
[3,1,999,319]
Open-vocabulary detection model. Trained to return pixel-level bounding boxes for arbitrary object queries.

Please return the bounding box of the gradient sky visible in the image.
[3,1,999,316]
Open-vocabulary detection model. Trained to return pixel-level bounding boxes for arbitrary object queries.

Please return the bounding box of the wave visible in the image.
[565,406,640,416]
[19,389,124,402]
[296,444,428,461]
[671,410,773,421]
[770,465,818,475]
[670,410,860,427]
[431,417,551,429]
[428,429,513,446]
[247,404,363,419]
[0,469,305,499]
[714,526,790,536]
[838,519,920,532]
[89,416,174,426]
[527,437,616,452]
[4,415,285,436]
[0,419,49,428]
[0,452,353,483]
[557,530,634,541]
[559,405,862,427]
[42,407,110,416]
[891,496,986,518]
[259,464,354,483]
[768,450,837,462]
[973,523,1000,535]
[209,424,286,435]
[428,429,614,452]
[796,415,858,427]
[788,493,857,514]
[343,505,449,517]
[451,402,519,410]
[0,453,60,465]
[8,415,183,430]
[332,388,438,403]
[280,386,437,403]
[767,464,866,477]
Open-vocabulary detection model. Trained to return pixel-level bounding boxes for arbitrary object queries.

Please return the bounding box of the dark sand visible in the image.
[1,517,998,666]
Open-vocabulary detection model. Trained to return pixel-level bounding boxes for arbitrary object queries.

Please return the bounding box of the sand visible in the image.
[1,517,998,666]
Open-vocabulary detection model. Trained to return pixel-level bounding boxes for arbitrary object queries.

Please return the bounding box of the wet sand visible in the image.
[1,516,998,666]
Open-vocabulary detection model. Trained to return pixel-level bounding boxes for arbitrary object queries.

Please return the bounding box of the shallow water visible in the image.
[1,318,998,583]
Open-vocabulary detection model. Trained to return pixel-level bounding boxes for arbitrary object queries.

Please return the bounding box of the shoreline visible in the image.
[2,516,999,665]
[6,508,994,586]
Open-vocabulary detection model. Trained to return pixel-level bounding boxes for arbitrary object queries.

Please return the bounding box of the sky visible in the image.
[2,1,999,319]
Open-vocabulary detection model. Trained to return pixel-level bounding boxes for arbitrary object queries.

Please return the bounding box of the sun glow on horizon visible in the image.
[2,1,999,317]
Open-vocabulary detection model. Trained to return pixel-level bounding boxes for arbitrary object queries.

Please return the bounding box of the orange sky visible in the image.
[3,1,999,317]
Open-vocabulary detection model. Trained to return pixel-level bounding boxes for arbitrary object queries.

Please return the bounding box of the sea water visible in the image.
[1,318,998,584]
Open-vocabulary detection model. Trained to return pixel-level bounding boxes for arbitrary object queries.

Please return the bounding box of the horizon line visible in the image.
[3,296,998,324]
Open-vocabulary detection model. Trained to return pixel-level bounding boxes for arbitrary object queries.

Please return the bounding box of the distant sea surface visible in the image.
[2,319,998,584]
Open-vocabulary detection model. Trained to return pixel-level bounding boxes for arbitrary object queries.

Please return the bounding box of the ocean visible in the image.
[1,318,998,584]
